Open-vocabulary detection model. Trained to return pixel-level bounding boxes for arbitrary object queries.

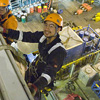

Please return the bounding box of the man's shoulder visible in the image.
[48,42,66,54]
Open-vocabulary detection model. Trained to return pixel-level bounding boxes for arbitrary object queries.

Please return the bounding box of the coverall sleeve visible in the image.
[34,47,67,90]
[7,29,43,43]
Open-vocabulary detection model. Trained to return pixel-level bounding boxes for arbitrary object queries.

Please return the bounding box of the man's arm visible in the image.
[0,27,43,43]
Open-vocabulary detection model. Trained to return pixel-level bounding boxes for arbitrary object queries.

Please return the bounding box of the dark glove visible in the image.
[28,83,37,96]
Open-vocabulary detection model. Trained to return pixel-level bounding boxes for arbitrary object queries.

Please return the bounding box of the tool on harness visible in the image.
[25,52,47,83]
[25,59,39,83]
[38,53,47,64]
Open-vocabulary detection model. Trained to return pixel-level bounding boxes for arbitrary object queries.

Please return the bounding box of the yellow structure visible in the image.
[72,26,83,31]
[93,17,100,22]
[95,12,100,17]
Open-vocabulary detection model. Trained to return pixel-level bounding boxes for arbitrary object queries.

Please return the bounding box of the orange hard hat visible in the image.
[44,13,63,27]
[0,0,10,7]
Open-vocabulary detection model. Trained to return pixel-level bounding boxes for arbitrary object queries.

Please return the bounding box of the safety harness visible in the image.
[26,34,66,80]
[25,34,66,95]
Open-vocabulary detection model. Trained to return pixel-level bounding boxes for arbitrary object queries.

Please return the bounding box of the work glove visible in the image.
[28,83,37,96]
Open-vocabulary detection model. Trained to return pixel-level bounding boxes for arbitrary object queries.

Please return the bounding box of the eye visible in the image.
[49,24,55,28]
[44,24,47,27]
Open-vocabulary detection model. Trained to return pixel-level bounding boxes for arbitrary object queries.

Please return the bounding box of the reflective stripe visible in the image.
[39,35,46,43]
[41,73,51,84]
[48,43,66,54]
[18,31,23,41]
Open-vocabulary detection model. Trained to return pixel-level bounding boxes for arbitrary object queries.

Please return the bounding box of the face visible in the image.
[43,21,57,38]
[0,6,7,15]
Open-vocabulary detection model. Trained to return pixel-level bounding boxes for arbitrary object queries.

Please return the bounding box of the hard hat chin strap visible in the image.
[3,7,9,16]
[6,6,9,12]
[53,25,58,37]
[47,25,58,39]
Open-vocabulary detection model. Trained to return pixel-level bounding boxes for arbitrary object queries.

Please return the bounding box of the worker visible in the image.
[0,13,67,99]
[0,0,18,44]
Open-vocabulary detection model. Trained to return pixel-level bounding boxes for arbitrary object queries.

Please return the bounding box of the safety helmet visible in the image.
[44,13,63,28]
[0,0,10,7]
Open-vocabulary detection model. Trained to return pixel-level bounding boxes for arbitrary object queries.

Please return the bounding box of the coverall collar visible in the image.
[45,34,61,47]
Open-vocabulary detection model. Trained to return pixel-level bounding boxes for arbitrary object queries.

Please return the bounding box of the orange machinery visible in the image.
[76,9,83,15]
[80,3,92,11]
